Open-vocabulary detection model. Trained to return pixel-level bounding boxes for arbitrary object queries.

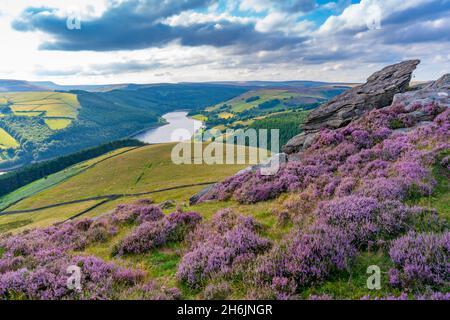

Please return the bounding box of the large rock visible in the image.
[284,60,420,153]
[392,73,449,111]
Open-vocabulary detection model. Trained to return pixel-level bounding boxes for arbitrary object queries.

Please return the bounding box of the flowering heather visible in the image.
[177,210,271,288]
[110,202,164,225]
[115,210,201,255]
[256,224,356,291]
[0,202,170,300]
[315,196,417,248]
[389,232,450,290]
[200,100,448,206]
[203,282,231,300]
[128,281,182,300]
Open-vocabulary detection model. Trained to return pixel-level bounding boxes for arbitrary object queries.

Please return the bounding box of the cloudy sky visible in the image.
[0,0,449,84]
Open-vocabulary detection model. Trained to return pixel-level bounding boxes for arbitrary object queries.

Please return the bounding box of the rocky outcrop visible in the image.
[189,184,215,205]
[392,73,449,111]
[284,60,420,153]
[390,73,449,129]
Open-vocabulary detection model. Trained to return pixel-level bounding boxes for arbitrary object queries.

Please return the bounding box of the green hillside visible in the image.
[0,142,264,233]
[0,84,248,169]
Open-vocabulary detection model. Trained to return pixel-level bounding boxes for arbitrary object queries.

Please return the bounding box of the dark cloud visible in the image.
[11,0,306,52]
[384,0,450,26]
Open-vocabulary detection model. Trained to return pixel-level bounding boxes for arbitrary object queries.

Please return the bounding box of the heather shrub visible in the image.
[389,232,450,290]
[0,254,146,300]
[281,190,319,222]
[256,224,356,290]
[110,203,164,225]
[114,211,201,255]
[315,196,417,248]
[177,210,271,288]
[131,281,182,300]
[356,178,406,200]
[203,282,231,300]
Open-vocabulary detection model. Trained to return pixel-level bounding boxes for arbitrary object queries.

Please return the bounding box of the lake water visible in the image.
[134,111,203,144]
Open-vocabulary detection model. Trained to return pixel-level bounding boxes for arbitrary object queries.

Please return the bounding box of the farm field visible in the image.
[0,91,80,130]
[0,128,19,149]
[208,89,326,113]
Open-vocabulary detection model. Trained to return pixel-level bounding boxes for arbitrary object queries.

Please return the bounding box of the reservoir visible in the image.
[134,111,203,144]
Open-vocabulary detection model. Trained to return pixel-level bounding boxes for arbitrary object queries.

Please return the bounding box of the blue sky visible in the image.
[0,0,449,84]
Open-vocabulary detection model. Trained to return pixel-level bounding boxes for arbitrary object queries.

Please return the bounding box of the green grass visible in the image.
[1,135,446,299]
[209,89,323,113]
[301,251,401,299]
[0,147,134,211]
[191,114,208,121]
[0,200,102,234]
[44,118,73,130]
[408,152,450,221]
[2,92,80,128]
[7,143,258,212]
[0,128,19,149]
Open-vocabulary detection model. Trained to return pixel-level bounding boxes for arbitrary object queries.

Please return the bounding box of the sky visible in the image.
[0,0,449,84]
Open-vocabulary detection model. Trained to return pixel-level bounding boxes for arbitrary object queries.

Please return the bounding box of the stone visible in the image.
[159,200,176,209]
[393,73,450,111]
[284,60,420,154]
[189,184,215,205]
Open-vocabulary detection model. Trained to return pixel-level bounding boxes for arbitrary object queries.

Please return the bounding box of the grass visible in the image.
[0,147,134,211]
[0,200,102,234]
[191,114,208,121]
[3,143,263,224]
[408,153,450,221]
[0,128,19,149]
[44,118,73,130]
[1,138,446,299]
[218,112,235,119]
[2,92,80,130]
[301,251,401,299]
[209,89,318,113]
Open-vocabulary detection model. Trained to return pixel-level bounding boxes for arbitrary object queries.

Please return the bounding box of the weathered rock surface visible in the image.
[284,60,420,153]
[392,73,449,111]
[189,184,215,205]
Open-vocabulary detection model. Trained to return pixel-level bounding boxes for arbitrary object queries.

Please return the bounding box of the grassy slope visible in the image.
[0,143,263,230]
[0,147,135,211]
[208,89,325,114]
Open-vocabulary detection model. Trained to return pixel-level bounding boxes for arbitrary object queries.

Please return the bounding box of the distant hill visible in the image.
[0,80,49,92]
[0,84,248,169]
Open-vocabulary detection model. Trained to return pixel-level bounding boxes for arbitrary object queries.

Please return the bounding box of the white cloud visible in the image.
[0,0,448,84]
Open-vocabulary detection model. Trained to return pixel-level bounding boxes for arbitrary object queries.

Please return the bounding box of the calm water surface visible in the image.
[134,111,203,144]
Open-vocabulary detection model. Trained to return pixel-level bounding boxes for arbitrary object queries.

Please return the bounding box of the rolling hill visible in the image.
[0,142,264,232]
[0,84,248,169]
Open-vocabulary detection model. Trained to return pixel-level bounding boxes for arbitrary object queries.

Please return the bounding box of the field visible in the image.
[0,143,264,228]
[208,89,325,113]
[0,147,136,212]
[0,92,80,130]
[190,114,208,121]
[44,118,73,130]
[0,128,19,149]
